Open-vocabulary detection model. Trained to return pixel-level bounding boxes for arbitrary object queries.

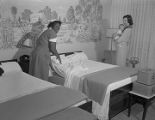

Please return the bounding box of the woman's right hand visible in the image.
[57,56,62,64]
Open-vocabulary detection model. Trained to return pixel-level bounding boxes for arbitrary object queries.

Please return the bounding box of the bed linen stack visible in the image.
[132,69,155,97]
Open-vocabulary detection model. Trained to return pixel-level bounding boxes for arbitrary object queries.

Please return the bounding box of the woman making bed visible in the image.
[29,20,62,81]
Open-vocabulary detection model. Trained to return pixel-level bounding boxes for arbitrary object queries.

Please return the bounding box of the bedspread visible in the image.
[82,66,137,105]
[83,66,137,120]
[0,86,87,120]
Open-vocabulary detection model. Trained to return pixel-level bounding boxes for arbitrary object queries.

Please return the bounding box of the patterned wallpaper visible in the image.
[0,0,104,49]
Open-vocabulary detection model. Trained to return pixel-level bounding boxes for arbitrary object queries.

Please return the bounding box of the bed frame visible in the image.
[0,59,17,63]
[49,51,132,118]
[109,83,132,119]
[49,51,133,118]
[0,52,132,118]
[50,51,82,56]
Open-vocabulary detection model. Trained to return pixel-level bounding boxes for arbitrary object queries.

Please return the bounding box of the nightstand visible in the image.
[128,91,155,120]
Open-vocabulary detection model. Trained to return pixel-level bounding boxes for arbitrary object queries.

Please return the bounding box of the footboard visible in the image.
[109,83,133,119]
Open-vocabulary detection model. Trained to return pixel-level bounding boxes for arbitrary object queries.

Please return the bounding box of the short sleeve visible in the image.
[48,29,57,39]
[49,38,57,42]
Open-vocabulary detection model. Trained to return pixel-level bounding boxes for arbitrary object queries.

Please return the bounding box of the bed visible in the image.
[50,51,138,120]
[0,61,88,120]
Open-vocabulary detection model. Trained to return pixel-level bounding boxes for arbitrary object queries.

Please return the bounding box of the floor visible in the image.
[111,102,155,120]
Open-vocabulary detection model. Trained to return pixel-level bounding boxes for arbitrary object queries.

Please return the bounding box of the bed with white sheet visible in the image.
[50,51,137,120]
[0,62,87,120]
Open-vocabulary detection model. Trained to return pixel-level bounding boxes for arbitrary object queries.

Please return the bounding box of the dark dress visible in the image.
[29,28,56,81]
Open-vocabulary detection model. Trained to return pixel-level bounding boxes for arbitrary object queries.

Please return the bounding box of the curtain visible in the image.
[110,0,154,69]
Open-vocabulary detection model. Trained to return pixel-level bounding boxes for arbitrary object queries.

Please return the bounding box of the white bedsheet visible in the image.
[50,51,89,78]
[0,71,58,103]
[60,60,137,120]
[64,60,117,89]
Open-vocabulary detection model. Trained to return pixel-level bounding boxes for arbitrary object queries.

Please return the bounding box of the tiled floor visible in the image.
[112,103,155,120]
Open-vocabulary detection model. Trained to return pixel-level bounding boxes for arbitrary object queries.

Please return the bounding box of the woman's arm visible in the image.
[17,32,34,48]
[112,32,121,41]
[17,33,28,48]
[49,41,61,63]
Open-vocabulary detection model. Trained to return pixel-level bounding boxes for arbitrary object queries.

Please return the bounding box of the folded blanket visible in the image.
[82,66,137,105]
[0,86,87,120]
[40,107,97,120]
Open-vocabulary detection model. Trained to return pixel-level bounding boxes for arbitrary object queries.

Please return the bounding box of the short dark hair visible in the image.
[123,14,133,26]
[47,20,62,29]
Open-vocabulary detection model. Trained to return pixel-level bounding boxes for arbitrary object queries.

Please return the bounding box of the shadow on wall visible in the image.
[94,19,110,61]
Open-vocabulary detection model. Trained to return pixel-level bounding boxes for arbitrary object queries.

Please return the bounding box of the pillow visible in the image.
[50,52,88,77]
[64,52,88,65]
[51,54,65,64]
[74,52,88,61]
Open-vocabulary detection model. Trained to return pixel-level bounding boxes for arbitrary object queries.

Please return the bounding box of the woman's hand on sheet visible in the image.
[57,56,62,64]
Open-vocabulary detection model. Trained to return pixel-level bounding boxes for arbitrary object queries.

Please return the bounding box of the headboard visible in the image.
[0,59,17,64]
[50,51,82,56]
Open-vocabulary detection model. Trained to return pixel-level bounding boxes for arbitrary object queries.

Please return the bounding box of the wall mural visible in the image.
[0,0,103,49]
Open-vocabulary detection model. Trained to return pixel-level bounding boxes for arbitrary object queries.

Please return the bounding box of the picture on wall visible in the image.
[0,0,104,49]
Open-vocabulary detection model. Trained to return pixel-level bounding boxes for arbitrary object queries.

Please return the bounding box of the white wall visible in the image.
[57,41,105,60]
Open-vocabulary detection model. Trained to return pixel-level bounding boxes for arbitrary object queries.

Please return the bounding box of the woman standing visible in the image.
[115,14,133,66]
[29,20,61,81]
